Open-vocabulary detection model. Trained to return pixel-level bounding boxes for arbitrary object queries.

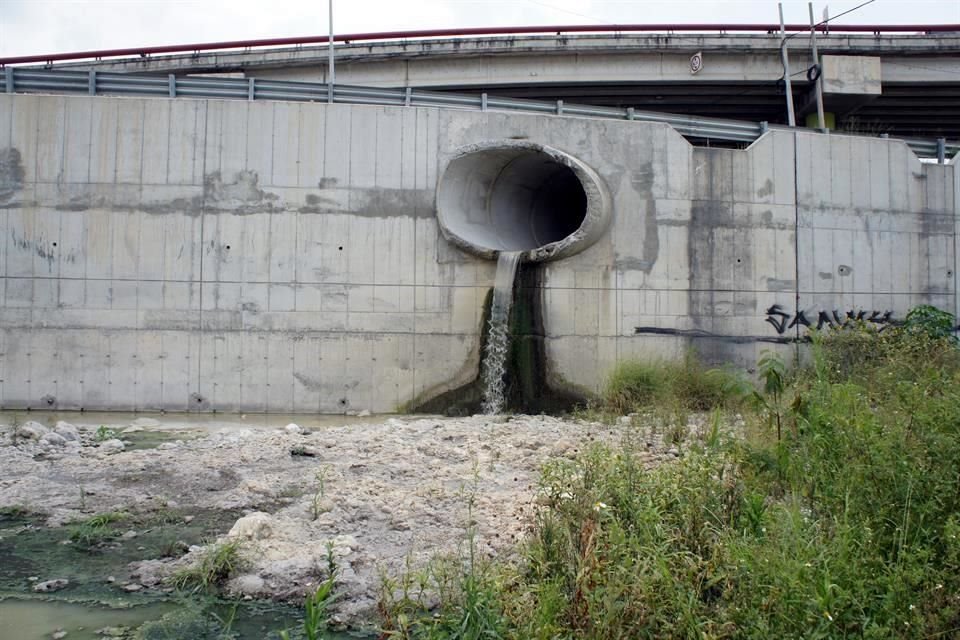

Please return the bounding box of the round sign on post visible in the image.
[689,51,703,75]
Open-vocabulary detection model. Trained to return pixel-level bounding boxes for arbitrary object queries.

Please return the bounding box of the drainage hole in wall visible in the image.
[736,258,741,263]
[339,398,347,406]
[226,245,231,250]
[338,246,343,251]
[52,242,57,247]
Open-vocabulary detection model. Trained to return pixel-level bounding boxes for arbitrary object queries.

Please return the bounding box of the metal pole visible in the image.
[327,0,335,103]
[779,3,796,127]
[809,3,827,131]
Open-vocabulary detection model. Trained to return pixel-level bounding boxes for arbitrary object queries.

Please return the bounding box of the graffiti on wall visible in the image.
[632,304,900,344]
[764,304,895,335]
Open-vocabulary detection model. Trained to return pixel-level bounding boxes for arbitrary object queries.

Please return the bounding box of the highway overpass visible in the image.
[8,25,959,140]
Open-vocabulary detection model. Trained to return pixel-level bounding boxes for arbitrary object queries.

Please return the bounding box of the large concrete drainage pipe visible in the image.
[437,142,611,262]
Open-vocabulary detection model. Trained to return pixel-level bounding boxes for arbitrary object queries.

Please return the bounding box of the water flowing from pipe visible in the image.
[481,251,522,415]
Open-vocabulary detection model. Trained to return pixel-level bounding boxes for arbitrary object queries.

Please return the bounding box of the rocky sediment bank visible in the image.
[0,414,677,629]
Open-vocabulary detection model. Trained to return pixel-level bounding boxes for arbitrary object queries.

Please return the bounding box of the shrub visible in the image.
[904,304,957,341]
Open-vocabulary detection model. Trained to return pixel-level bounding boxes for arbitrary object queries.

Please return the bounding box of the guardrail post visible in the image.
[937,138,946,164]
[88,70,96,95]
[327,83,333,104]
[626,107,635,121]
[168,74,176,98]
[405,87,412,107]
[5,67,13,94]
[880,133,889,138]
[481,93,488,112]
[760,120,769,133]
[556,99,564,115]
[248,78,255,101]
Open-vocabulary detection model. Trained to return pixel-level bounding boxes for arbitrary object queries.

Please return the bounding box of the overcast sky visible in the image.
[1,0,958,58]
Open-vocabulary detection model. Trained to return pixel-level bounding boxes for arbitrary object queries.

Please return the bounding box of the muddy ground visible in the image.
[0,413,677,632]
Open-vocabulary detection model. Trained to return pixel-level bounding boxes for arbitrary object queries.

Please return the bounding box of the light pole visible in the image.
[327,0,335,103]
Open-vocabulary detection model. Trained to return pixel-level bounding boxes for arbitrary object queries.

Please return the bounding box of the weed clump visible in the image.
[603,352,745,414]
[172,540,244,593]
[67,511,129,550]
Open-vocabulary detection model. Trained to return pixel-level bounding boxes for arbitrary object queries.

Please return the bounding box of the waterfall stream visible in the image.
[480,251,523,415]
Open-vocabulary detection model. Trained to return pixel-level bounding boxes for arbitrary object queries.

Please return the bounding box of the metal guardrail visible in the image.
[3,67,957,159]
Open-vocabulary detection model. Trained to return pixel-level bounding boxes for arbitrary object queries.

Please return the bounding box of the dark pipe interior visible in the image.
[488,155,588,250]
[438,149,589,253]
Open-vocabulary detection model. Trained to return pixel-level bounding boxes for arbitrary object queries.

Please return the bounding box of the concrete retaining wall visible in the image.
[0,93,955,412]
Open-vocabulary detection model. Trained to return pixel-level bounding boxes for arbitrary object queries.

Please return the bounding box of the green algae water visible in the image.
[0,510,366,639]
[0,600,173,640]
[0,599,364,640]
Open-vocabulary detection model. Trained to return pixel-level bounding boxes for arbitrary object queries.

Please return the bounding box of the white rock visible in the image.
[121,425,143,434]
[16,421,49,440]
[131,418,161,428]
[122,583,143,592]
[52,630,68,640]
[284,423,303,434]
[54,421,80,441]
[33,578,69,592]
[99,439,125,453]
[227,512,275,541]
[40,432,68,447]
[156,442,179,451]
[230,573,265,595]
[357,410,371,418]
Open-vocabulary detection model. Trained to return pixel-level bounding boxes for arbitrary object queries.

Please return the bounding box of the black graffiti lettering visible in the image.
[817,311,835,330]
[766,306,896,335]
[765,304,791,334]
[788,309,811,329]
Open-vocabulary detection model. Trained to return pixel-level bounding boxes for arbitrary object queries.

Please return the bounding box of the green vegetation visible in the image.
[68,510,129,549]
[381,308,960,639]
[379,486,506,640]
[279,542,339,640]
[95,424,119,441]
[172,540,245,594]
[0,504,30,520]
[602,351,746,414]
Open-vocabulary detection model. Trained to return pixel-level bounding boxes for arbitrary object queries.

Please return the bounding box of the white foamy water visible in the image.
[481,251,523,415]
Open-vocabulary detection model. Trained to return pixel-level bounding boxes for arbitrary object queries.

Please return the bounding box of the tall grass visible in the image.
[603,351,746,414]
[381,310,960,639]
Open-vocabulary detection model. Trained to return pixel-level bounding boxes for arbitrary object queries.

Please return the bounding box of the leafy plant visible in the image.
[904,304,957,341]
[754,350,787,441]
[278,542,338,640]
[95,425,118,441]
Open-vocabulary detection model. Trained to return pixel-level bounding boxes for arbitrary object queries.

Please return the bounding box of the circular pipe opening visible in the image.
[436,142,611,262]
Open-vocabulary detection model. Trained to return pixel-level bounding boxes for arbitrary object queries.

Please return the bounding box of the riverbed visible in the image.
[0,411,670,635]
